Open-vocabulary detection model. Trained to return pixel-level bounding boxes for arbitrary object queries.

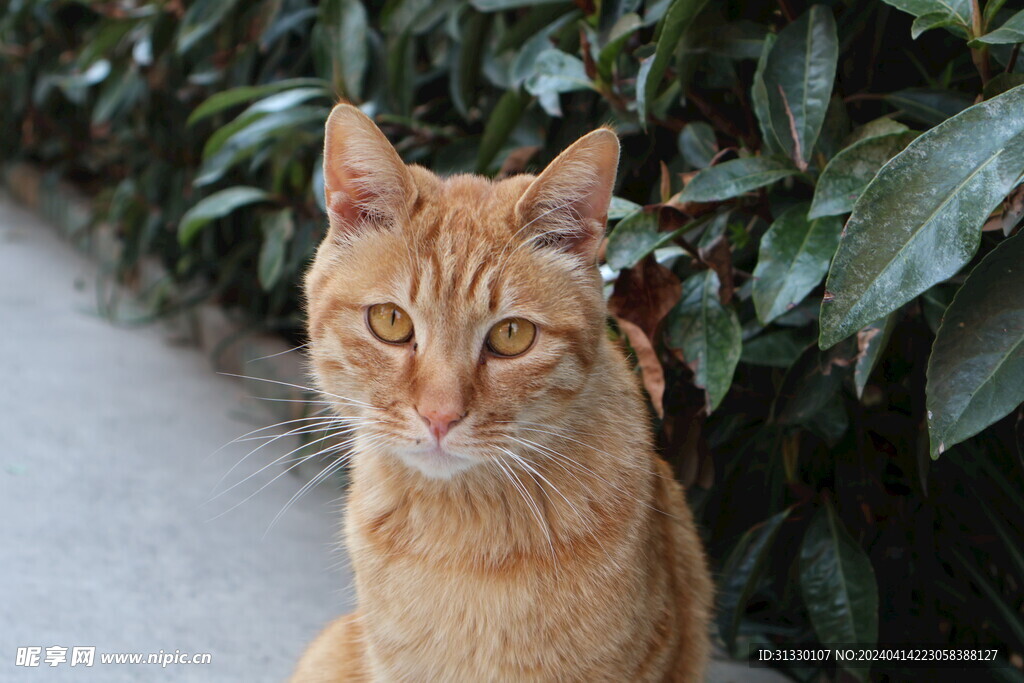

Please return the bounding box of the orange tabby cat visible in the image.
[290,103,712,682]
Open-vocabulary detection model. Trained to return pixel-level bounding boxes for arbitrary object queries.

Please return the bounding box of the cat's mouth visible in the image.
[396,443,477,479]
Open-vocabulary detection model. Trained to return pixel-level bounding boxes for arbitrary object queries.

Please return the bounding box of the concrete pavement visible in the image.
[0,194,786,682]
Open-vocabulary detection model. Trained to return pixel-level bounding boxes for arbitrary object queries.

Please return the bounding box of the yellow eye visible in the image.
[486,318,536,357]
[367,303,414,344]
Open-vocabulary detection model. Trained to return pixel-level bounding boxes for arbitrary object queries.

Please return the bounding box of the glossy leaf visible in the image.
[176,0,241,54]
[854,312,898,399]
[970,8,1024,45]
[178,187,271,245]
[761,5,838,170]
[927,231,1024,458]
[678,122,718,169]
[717,508,792,652]
[524,49,593,96]
[881,0,970,25]
[608,197,643,220]
[258,209,293,290]
[677,156,798,203]
[319,0,369,100]
[476,89,529,173]
[741,329,811,368]
[886,88,973,127]
[606,211,679,270]
[753,204,843,325]
[809,131,918,219]
[636,0,710,123]
[800,499,879,672]
[664,270,742,411]
[187,79,327,126]
[820,84,1024,349]
[751,33,782,155]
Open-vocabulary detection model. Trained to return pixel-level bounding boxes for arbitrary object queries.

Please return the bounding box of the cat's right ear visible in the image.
[322,104,415,238]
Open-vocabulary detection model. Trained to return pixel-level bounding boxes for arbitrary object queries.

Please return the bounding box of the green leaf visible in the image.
[820,85,1024,349]
[664,270,742,411]
[196,107,326,187]
[774,343,847,425]
[476,89,530,173]
[751,33,782,155]
[885,88,973,127]
[178,187,271,246]
[761,5,838,170]
[510,11,580,86]
[258,209,293,290]
[596,13,642,82]
[678,122,718,169]
[809,131,918,218]
[636,0,711,124]
[318,0,369,100]
[471,0,568,9]
[605,211,679,270]
[188,79,327,126]
[984,73,1024,100]
[853,312,898,399]
[678,156,798,203]
[524,49,593,96]
[910,10,960,38]
[753,204,843,325]
[717,508,792,652]
[800,499,879,676]
[176,0,242,54]
[926,230,1024,458]
[452,9,492,118]
[843,117,910,146]
[881,0,971,25]
[741,329,811,368]
[608,196,643,220]
[970,8,1024,45]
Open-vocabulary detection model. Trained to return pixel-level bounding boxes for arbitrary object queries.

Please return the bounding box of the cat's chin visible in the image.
[394,445,477,480]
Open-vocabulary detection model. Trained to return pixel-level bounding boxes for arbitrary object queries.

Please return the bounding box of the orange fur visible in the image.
[291,104,712,682]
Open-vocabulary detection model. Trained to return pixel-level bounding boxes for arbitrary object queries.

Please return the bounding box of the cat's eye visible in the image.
[486,318,536,357]
[367,303,414,344]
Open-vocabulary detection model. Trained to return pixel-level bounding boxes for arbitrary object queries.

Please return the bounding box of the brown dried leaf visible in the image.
[615,318,666,417]
[660,162,672,203]
[497,146,540,179]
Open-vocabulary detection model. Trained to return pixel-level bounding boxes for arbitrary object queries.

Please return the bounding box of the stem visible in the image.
[969,0,991,85]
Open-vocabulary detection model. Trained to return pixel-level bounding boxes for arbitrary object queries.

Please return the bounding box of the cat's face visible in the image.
[305,105,619,479]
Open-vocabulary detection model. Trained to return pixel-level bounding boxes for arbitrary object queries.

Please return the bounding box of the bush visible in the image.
[3,0,1023,678]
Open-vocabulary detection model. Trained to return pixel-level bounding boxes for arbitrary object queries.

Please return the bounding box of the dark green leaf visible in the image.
[188,79,327,126]
[664,270,742,411]
[176,0,242,54]
[751,33,782,155]
[476,89,530,173]
[886,88,973,127]
[606,211,679,270]
[843,117,910,146]
[926,230,1024,458]
[761,5,838,170]
[678,122,718,169]
[800,499,879,674]
[881,0,970,25]
[471,0,568,9]
[741,329,811,367]
[178,187,271,245]
[258,209,293,290]
[970,8,1024,45]
[524,49,593,96]
[910,10,960,38]
[596,13,642,82]
[636,0,711,124]
[809,131,918,219]
[820,85,1024,348]
[853,312,898,399]
[319,0,369,100]
[717,509,793,652]
[774,343,847,425]
[678,156,798,203]
[753,204,843,325]
[608,197,643,220]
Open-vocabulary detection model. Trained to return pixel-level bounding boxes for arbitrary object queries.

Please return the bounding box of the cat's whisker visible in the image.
[218,372,373,408]
[233,417,383,443]
[497,446,579,520]
[263,433,398,536]
[512,423,670,481]
[492,454,557,571]
[246,342,310,363]
[209,418,348,495]
[207,415,339,461]
[208,429,363,504]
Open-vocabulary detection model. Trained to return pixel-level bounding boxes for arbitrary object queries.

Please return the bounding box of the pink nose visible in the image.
[417,408,463,441]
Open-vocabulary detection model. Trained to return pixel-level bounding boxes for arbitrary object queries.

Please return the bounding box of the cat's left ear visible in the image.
[514,128,619,265]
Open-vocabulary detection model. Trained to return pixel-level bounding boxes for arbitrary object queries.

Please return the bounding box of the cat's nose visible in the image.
[417,407,464,442]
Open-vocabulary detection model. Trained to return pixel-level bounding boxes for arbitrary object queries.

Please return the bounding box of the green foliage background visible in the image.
[2,0,1024,678]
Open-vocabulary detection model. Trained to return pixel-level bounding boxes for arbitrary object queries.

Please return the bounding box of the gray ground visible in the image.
[0,195,783,682]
